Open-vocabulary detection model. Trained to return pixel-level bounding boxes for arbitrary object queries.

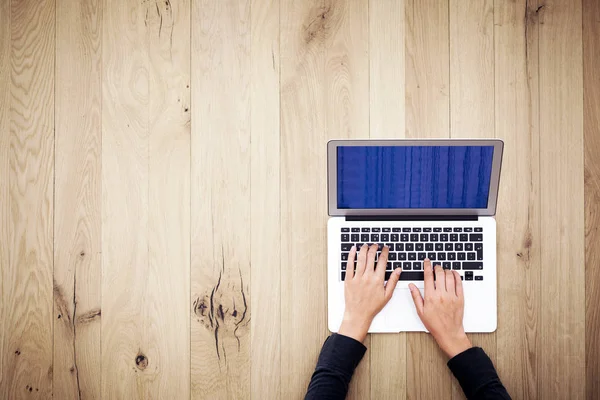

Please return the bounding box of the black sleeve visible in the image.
[447,347,511,400]
[305,333,367,400]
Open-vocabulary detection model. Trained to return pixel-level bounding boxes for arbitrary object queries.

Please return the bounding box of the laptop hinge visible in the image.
[345,215,479,222]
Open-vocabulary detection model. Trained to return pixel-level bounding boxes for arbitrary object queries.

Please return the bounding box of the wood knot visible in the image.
[70,366,75,373]
[80,251,86,257]
[15,349,20,355]
[135,353,148,370]
[184,107,189,112]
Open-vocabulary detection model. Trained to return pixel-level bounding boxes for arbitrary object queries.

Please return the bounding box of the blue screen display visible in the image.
[336,146,494,209]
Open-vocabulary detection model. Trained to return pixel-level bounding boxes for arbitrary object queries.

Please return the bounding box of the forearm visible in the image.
[305,334,367,400]
[448,347,511,400]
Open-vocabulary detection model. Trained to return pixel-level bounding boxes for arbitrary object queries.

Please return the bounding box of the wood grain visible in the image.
[449,1,496,397]
[250,0,281,398]
[538,0,585,399]
[494,0,541,398]
[405,0,452,398]
[369,0,407,398]
[584,0,600,398]
[1,0,55,398]
[101,0,148,398]
[191,0,251,398]
[54,0,102,398]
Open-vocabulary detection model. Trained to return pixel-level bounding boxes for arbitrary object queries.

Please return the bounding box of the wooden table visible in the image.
[1,0,598,398]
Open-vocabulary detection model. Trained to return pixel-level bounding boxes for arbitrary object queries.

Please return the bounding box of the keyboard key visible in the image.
[393,262,401,269]
[362,228,370,232]
[435,243,443,251]
[413,228,421,232]
[440,234,448,241]
[477,250,483,261]
[408,253,417,261]
[445,243,453,251]
[454,228,462,232]
[341,234,349,242]
[426,243,434,251]
[400,234,409,242]
[342,228,350,232]
[423,227,432,232]
[444,228,452,232]
[387,271,424,281]
[341,271,346,280]
[475,227,483,232]
[438,253,446,260]
[413,262,422,270]
[388,253,397,261]
[458,252,466,260]
[448,252,456,260]
[399,253,407,261]
[430,234,439,241]
[420,234,429,242]
[386,262,392,270]
[351,227,360,232]
[372,228,381,232]
[465,243,473,251]
[396,243,404,251]
[467,252,476,260]
[415,243,424,251]
[450,234,458,241]
[418,252,426,260]
[341,262,347,270]
[475,276,483,281]
[410,234,419,241]
[381,234,389,242]
[406,243,414,251]
[455,243,463,251]
[443,262,451,270]
[463,262,483,270]
[433,227,442,232]
[392,227,401,232]
[341,243,353,251]
[361,234,369,242]
[452,262,461,270]
[351,234,359,241]
[382,227,391,232]
[460,233,468,241]
[402,227,411,232]
[403,262,412,270]
[464,227,473,232]
[371,234,379,242]
[356,243,364,250]
[465,274,473,281]
[386,243,394,250]
[391,234,399,242]
[341,253,349,261]
[475,243,483,251]
[470,233,483,242]
[427,252,436,260]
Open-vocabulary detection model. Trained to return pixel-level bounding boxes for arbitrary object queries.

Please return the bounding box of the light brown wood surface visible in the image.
[0,0,597,399]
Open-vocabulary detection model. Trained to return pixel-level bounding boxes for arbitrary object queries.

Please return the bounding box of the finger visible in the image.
[409,283,424,316]
[445,269,455,292]
[423,259,435,294]
[385,267,401,300]
[365,244,378,275]
[434,264,445,291]
[356,243,368,276]
[454,270,464,298]
[346,245,356,281]
[375,245,389,280]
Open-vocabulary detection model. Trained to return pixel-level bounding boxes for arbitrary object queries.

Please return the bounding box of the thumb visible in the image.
[385,268,401,300]
[408,283,424,316]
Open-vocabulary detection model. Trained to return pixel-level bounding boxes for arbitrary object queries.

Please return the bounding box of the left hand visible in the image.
[338,244,402,342]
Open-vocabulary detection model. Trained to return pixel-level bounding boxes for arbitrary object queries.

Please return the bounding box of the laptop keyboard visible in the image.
[340,226,484,282]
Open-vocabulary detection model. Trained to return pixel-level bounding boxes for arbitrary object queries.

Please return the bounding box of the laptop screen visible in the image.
[336,145,494,209]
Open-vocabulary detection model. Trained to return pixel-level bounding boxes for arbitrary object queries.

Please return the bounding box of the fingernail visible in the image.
[351,245,356,251]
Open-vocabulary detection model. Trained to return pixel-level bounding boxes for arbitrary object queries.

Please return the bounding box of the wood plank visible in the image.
[280,0,369,397]
[368,0,406,398]
[101,0,149,397]
[538,0,585,398]
[53,0,102,398]
[405,0,452,397]
[146,0,191,398]
[448,2,496,397]
[0,0,55,398]
[190,0,251,398]
[250,0,281,398]
[494,0,541,398]
[584,0,600,398]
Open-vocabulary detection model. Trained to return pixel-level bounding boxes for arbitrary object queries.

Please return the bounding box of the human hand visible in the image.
[338,244,401,343]
[408,259,472,358]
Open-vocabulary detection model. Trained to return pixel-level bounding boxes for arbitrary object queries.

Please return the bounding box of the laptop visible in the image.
[327,139,504,333]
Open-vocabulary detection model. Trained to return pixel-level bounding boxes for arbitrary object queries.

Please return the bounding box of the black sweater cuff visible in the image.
[316,333,367,376]
[447,347,507,399]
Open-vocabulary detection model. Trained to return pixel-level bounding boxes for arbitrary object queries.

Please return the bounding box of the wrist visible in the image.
[338,313,372,343]
[435,331,472,358]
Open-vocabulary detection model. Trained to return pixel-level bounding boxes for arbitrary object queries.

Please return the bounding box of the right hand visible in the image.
[408,259,472,358]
